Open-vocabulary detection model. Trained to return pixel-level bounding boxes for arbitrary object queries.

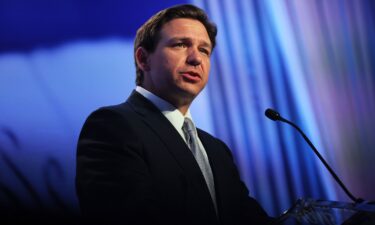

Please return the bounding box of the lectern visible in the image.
[273,198,375,225]
[265,109,375,225]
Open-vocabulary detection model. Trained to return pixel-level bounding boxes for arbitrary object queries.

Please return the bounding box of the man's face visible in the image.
[143,18,212,107]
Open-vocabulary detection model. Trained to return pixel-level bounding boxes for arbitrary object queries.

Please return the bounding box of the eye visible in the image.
[199,48,211,56]
[173,43,187,48]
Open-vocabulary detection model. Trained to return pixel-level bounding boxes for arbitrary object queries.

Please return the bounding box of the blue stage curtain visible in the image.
[194,0,375,215]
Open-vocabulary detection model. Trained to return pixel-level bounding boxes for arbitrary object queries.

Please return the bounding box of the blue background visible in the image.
[1,0,374,220]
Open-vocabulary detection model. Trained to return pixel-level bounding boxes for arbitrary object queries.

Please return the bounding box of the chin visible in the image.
[183,85,203,95]
[173,88,198,100]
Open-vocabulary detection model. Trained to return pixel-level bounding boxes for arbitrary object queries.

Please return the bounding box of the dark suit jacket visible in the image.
[76,91,271,225]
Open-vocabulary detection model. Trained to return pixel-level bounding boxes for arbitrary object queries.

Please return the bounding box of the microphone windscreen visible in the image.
[265,108,280,121]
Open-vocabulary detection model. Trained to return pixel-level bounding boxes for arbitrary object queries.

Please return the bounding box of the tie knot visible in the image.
[183,117,195,133]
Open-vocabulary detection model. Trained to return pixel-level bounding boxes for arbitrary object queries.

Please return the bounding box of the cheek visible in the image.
[203,60,210,76]
[159,53,178,72]
[206,61,211,72]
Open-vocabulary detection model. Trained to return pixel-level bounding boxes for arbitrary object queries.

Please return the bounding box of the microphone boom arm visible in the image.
[266,108,362,203]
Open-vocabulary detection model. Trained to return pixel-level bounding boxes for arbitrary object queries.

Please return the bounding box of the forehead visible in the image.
[159,18,211,45]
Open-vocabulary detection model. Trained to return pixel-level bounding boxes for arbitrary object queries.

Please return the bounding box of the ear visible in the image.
[135,47,150,72]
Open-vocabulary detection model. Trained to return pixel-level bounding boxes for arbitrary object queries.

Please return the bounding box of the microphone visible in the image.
[265,108,362,203]
[265,108,282,121]
[264,109,281,121]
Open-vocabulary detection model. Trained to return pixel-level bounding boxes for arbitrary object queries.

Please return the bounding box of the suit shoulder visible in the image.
[79,102,141,139]
[94,101,132,115]
[78,102,142,149]
[197,128,234,158]
[197,129,225,145]
[85,102,135,121]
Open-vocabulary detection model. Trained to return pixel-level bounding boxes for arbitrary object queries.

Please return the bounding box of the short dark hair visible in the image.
[134,4,217,85]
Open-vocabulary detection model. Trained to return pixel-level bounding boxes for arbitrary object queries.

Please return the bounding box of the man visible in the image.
[76,4,272,225]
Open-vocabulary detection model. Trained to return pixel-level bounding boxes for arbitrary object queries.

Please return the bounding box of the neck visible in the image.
[159,94,192,115]
[177,104,190,115]
[139,85,193,115]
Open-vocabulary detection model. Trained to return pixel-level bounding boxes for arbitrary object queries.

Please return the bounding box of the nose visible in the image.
[186,48,202,67]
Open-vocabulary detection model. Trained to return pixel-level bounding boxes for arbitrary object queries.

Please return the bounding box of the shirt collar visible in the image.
[135,86,194,132]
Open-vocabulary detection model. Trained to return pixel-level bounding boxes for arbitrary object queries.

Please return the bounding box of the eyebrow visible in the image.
[169,37,212,49]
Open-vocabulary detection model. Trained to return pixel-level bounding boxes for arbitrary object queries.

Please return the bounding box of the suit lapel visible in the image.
[126,91,209,189]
